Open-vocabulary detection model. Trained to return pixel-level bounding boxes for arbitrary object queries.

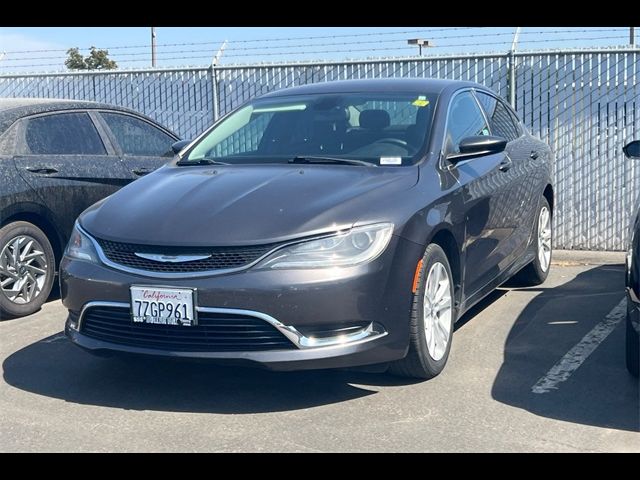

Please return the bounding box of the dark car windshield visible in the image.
[184,92,437,166]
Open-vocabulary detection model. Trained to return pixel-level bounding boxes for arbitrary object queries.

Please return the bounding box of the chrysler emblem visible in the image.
[134,253,211,263]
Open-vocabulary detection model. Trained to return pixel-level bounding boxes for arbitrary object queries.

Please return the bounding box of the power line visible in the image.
[2,27,628,56]
[1,28,478,54]
[0,34,630,65]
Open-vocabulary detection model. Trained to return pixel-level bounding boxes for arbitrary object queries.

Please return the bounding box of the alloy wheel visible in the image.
[423,262,453,361]
[0,235,48,305]
[538,206,552,272]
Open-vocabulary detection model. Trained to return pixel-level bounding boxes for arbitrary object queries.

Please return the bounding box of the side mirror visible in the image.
[623,140,640,159]
[171,139,191,154]
[447,135,507,162]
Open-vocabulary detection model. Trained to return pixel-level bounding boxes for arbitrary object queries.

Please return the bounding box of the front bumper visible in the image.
[61,235,423,370]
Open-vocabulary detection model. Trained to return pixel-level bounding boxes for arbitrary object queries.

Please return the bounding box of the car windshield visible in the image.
[184,92,437,166]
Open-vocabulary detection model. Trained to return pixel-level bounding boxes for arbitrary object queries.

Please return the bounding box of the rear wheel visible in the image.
[390,244,455,379]
[515,197,552,286]
[0,221,55,319]
[626,311,639,378]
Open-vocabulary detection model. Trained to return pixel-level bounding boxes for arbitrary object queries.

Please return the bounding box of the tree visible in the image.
[65,47,117,71]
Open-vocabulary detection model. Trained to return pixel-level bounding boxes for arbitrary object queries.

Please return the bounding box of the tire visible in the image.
[390,243,456,379]
[515,197,552,286]
[626,311,639,378]
[0,221,56,319]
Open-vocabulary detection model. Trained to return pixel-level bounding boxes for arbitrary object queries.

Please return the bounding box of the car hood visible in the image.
[80,164,419,246]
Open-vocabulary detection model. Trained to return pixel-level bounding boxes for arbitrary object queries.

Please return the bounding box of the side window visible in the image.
[475,91,521,142]
[101,112,175,157]
[445,92,490,154]
[22,112,106,155]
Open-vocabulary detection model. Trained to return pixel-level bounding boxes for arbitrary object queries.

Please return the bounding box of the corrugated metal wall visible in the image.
[1,49,639,250]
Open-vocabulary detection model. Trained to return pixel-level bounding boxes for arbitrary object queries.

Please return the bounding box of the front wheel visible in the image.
[390,244,456,379]
[516,197,552,286]
[0,221,56,319]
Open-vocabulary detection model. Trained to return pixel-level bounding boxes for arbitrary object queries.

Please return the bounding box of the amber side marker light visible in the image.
[412,259,424,293]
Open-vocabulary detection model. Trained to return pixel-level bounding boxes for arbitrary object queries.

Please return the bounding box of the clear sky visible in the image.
[0,27,635,73]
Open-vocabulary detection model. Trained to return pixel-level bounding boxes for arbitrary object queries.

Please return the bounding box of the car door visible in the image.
[13,111,133,238]
[96,111,178,178]
[443,90,513,299]
[475,91,539,266]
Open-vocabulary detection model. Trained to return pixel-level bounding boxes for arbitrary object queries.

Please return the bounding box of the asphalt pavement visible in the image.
[1,252,638,452]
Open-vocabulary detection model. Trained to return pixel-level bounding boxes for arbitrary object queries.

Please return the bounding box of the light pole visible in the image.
[631,27,636,46]
[407,38,433,56]
[151,27,157,67]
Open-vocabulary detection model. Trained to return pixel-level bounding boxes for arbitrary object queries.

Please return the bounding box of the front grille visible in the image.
[95,238,278,273]
[81,306,296,351]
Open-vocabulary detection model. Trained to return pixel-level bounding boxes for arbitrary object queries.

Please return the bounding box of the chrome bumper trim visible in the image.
[72,301,387,350]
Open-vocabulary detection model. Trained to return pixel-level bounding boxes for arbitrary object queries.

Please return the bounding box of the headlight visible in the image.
[64,222,100,263]
[255,223,394,270]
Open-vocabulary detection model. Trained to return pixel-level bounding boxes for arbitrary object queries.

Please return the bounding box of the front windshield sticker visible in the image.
[412,96,430,107]
[380,156,402,165]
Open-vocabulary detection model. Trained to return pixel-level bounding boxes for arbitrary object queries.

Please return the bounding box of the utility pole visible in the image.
[631,27,636,46]
[151,27,157,67]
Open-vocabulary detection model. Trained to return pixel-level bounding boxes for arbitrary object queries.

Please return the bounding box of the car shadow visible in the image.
[2,331,422,414]
[491,264,639,432]
[455,288,509,331]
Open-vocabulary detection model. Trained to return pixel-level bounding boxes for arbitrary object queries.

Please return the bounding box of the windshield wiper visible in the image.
[288,156,377,167]
[176,158,230,166]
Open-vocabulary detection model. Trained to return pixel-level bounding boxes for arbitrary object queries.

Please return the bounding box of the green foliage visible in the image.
[65,47,117,70]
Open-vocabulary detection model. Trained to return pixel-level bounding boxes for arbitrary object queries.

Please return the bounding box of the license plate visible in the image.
[130,286,196,326]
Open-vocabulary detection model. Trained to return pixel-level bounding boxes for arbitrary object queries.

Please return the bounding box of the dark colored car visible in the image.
[623,140,640,377]
[0,98,179,318]
[61,78,554,378]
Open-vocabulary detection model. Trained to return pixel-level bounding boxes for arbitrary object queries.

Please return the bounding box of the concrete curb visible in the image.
[552,250,625,266]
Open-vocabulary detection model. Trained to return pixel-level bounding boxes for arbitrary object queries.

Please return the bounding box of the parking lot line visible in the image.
[531,297,627,394]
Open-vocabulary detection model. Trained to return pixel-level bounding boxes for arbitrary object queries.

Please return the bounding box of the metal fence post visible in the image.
[211,64,220,122]
[508,51,516,108]
[508,27,521,108]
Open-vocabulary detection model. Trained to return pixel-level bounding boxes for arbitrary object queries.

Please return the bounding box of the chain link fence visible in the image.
[1,48,639,250]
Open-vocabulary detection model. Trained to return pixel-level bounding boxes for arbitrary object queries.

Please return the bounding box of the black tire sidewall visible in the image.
[414,244,455,373]
[0,221,55,318]
[626,311,640,377]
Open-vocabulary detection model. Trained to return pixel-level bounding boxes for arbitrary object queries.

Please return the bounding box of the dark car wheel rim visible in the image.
[423,262,452,361]
[538,206,552,272]
[0,235,48,305]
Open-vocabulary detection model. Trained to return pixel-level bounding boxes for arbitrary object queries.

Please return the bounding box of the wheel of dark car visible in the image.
[515,197,552,286]
[626,309,639,377]
[0,221,55,319]
[390,243,456,379]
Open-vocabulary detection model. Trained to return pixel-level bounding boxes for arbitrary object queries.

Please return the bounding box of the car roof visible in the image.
[0,97,176,137]
[260,78,481,98]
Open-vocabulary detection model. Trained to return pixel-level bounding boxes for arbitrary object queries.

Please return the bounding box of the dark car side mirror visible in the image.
[447,135,507,162]
[623,140,640,159]
[171,140,191,154]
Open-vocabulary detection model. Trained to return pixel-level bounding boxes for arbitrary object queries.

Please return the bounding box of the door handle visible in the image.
[26,166,58,174]
[132,167,154,176]
[498,157,513,172]
[530,151,540,160]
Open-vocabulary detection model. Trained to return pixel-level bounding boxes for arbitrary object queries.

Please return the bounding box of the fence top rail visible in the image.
[0,46,639,79]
